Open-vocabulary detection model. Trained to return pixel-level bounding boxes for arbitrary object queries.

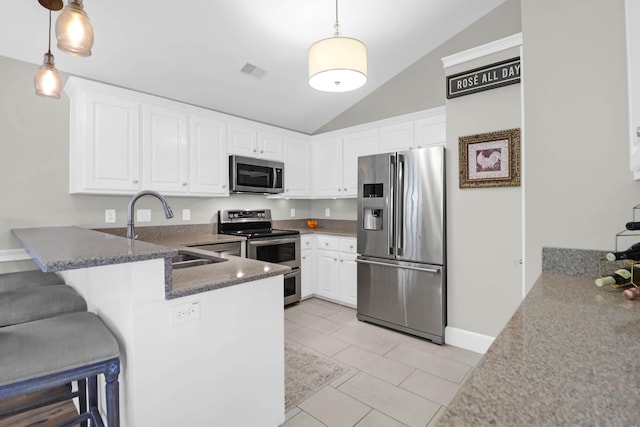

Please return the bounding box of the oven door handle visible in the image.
[248,237,299,247]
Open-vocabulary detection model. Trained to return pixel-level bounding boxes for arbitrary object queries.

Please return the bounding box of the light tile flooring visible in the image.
[282,298,482,427]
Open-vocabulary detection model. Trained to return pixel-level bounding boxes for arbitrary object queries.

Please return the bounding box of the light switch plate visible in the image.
[137,209,151,222]
[290,208,295,217]
[105,209,116,224]
[182,209,191,221]
[325,208,331,217]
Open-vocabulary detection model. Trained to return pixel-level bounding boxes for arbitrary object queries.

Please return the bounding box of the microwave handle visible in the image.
[273,168,277,189]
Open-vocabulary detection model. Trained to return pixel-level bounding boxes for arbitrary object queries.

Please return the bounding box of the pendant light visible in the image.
[34,0,63,99]
[55,0,94,57]
[308,0,367,92]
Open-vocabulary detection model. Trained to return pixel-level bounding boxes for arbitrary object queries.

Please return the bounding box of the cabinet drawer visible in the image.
[301,234,315,250]
[316,235,339,251]
[340,238,357,254]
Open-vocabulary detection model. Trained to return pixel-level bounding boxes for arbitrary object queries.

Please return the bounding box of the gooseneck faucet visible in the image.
[126,190,174,240]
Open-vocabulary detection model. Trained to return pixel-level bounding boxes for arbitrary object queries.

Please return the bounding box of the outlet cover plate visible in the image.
[170,300,200,325]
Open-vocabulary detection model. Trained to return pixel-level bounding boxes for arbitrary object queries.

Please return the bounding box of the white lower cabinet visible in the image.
[300,235,316,299]
[306,235,357,307]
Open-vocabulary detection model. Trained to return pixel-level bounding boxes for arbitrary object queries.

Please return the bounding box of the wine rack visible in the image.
[599,203,640,288]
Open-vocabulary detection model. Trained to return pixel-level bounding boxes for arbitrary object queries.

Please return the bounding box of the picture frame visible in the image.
[458,128,520,188]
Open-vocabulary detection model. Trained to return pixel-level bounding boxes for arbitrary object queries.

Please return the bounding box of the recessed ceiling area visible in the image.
[1,0,506,134]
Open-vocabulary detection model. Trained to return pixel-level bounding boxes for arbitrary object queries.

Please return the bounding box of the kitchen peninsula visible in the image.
[12,226,288,427]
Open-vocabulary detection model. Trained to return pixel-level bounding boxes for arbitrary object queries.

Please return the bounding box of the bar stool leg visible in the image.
[105,359,121,427]
[78,379,88,427]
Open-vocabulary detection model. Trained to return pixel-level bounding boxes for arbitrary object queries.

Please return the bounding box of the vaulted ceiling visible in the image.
[1,0,506,134]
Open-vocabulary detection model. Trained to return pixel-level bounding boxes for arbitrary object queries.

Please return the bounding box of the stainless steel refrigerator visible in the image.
[356,146,446,344]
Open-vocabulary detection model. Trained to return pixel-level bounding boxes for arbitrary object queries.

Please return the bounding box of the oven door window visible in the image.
[284,274,297,298]
[255,242,296,264]
[237,163,274,188]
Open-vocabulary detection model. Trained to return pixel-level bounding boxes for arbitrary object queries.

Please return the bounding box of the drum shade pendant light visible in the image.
[308,0,367,92]
[55,0,94,57]
[34,0,63,99]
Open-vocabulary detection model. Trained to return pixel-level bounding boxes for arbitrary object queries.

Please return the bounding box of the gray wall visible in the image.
[521,0,634,289]
[315,0,522,134]
[445,48,523,336]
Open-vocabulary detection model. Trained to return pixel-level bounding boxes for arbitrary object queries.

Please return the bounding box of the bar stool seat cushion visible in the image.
[0,270,64,292]
[0,312,120,387]
[0,285,87,327]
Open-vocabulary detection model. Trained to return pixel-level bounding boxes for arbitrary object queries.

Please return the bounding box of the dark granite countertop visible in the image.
[436,273,640,426]
[12,226,176,272]
[12,226,290,300]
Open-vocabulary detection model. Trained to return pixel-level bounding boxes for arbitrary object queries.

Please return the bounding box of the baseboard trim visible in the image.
[445,326,495,354]
[0,249,30,262]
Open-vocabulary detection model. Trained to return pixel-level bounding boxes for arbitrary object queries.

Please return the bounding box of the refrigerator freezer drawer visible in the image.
[356,257,445,344]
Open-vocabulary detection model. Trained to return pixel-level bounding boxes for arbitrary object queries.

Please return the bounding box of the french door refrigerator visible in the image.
[356,146,446,344]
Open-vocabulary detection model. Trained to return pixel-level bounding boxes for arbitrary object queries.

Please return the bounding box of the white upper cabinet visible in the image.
[65,77,230,197]
[227,123,284,161]
[67,81,141,194]
[189,114,228,196]
[379,122,415,152]
[414,108,446,148]
[142,103,189,194]
[310,136,343,198]
[282,136,310,197]
[342,129,380,197]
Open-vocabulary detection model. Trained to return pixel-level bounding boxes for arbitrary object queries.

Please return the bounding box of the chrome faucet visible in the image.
[126,190,174,240]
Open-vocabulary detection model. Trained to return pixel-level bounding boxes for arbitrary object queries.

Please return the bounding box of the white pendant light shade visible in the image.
[309,36,367,92]
[34,52,62,99]
[55,0,94,57]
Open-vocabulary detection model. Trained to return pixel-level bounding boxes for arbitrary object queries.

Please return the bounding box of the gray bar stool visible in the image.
[0,312,121,426]
[0,284,87,327]
[0,270,65,292]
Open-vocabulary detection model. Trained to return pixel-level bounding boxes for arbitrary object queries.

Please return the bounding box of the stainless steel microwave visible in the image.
[229,155,284,194]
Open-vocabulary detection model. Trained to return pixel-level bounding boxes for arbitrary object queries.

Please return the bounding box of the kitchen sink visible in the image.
[171,252,227,269]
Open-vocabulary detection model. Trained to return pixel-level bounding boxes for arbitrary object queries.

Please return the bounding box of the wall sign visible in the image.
[446,57,521,99]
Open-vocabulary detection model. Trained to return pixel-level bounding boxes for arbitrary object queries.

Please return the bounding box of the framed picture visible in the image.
[458,128,520,188]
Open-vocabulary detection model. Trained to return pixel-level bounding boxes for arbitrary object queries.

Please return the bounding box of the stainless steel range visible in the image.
[218,209,301,305]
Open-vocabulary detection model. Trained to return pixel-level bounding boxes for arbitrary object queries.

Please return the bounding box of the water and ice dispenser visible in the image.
[362,183,384,231]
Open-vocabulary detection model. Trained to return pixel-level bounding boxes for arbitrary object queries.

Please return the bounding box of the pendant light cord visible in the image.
[333,0,341,37]
[47,7,52,54]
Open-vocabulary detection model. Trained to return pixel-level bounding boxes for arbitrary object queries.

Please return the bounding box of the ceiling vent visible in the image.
[240,62,267,79]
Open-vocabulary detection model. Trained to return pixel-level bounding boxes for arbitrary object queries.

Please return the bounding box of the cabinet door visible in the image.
[379,122,415,153]
[311,137,343,198]
[142,104,189,193]
[283,137,310,197]
[258,130,284,161]
[227,123,257,157]
[338,252,358,307]
[414,115,446,149]
[316,249,339,300]
[342,130,380,197]
[301,248,316,299]
[189,114,229,196]
[70,89,141,194]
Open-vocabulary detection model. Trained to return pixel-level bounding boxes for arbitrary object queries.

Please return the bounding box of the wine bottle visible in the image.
[595,268,634,287]
[605,243,640,261]
[622,287,640,300]
[626,221,640,231]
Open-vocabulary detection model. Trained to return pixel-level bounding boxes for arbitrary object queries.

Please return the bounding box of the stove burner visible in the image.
[217,209,299,239]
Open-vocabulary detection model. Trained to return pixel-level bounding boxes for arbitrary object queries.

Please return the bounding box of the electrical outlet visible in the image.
[137,209,151,222]
[182,209,191,221]
[325,208,331,217]
[170,300,200,325]
[105,209,116,224]
[290,208,295,217]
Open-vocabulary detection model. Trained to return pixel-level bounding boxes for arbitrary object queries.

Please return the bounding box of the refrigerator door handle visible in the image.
[397,154,405,256]
[355,258,440,274]
[388,155,395,255]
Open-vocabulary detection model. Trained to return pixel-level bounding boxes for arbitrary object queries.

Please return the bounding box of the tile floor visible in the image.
[281,298,483,427]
